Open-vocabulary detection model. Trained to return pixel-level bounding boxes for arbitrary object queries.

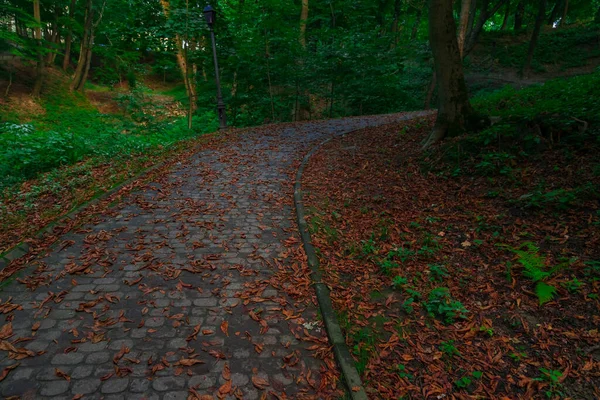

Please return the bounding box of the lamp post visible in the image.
[203,5,227,130]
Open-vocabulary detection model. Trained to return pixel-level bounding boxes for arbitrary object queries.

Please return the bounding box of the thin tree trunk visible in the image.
[299,0,309,48]
[391,0,401,48]
[32,0,44,97]
[501,0,510,30]
[559,0,568,26]
[46,7,60,65]
[70,0,104,92]
[523,0,546,78]
[547,0,559,25]
[70,0,92,91]
[515,0,524,30]
[465,0,508,55]
[424,0,476,148]
[159,0,197,112]
[63,0,76,71]
[411,7,422,40]
[457,0,472,57]
[265,34,275,121]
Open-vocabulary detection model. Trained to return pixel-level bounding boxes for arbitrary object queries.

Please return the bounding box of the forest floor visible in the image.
[302,116,600,399]
[0,112,431,399]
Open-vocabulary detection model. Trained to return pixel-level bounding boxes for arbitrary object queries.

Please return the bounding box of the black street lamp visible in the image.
[203,5,227,130]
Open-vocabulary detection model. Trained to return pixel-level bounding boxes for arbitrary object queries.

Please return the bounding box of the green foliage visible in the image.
[425,287,469,324]
[534,368,565,398]
[439,340,461,357]
[0,103,218,189]
[428,264,449,282]
[501,242,561,305]
[561,277,582,293]
[518,183,597,210]
[392,275,408,289]
[491,26,600,70]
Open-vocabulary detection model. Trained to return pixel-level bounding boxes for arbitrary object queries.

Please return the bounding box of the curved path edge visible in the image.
[293,112,433,399]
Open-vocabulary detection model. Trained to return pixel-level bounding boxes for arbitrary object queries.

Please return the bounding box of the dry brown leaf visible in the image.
[55,368,71,381]
[0,364,18,382]
[220,320,229,337]
[251,375,269,390]
[222,363,231,381]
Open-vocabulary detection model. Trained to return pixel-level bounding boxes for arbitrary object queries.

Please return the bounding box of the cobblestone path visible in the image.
[0,113,428,399]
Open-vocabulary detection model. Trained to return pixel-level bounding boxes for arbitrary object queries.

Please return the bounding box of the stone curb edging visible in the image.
[293,112,435,399]
[293,133,369,400]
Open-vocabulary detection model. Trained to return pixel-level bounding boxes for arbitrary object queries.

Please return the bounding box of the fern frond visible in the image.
[535,282,557,305]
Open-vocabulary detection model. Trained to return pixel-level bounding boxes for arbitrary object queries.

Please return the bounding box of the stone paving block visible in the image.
[72,378,102,394]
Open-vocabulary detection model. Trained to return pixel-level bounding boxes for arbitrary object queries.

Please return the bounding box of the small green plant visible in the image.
[359,237,378,258]
[395,364,414,381]
[584,260,600,278]
[378,258,399,276]
[439,340,461,357]
[509,351,527,361]
[561,277,582,293]
[454,376,472,389]
[429,264,449,282]
[425,287,469,324]
[501,242,558,305]
[454,370,483,390]
[392,275,408,288]
[479,326,494,337]
[389,246,415,263]
[534,368,564,398]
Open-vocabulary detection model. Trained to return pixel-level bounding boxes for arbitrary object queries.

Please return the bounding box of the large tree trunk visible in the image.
[522,0,546,78]
[299,0,309,48]
[63,0,77,71]
[32,0,44,97]
[515,0,525,29]
[424,0,477,148]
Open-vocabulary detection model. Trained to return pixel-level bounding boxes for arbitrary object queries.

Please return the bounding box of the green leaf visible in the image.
[535,282,557,305]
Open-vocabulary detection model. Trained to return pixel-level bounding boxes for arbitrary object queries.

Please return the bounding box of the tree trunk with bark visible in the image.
[70,0,104,92]
[424,0,479,148]
[46,7,60,65]
[411,7,422,40]
[559,0,568,26]
[457,0,472,57]
[32,0,44,97]
[464,0,508,55]
[391,0,402,48]
[159,0,197,112]
[63,0,77,71]
[71,0,93,91]
[547,0,559,25]
[501,0,510,30]
[299,0,309,48]
[522,0,546,78]
[515,1,525,29]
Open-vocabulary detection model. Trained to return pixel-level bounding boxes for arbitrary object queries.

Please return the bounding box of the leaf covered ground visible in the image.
[302,116,600,399]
